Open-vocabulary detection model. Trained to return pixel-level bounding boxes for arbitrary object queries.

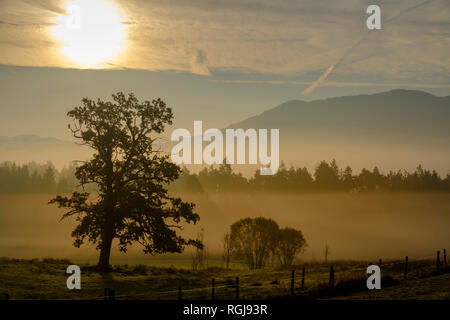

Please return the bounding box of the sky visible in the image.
[0,0,449,139]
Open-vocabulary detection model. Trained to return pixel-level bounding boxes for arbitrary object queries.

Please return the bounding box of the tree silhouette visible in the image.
[230,217,279,269]
[49,92,201,271]
[314,160,340,189]
[222,231,232,269]
[42,165,56,193]
[341,165,354,189]
[275,227,307,266]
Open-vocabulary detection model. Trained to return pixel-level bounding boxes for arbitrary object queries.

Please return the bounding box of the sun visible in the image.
[51,0,126,68]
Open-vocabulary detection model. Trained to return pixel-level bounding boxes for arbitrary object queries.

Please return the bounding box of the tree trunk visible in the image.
[98,187,116,271]
[98,229,113,271]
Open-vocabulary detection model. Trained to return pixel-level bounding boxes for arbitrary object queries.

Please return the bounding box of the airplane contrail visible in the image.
[302,0,434,95]
[303,64,335,95]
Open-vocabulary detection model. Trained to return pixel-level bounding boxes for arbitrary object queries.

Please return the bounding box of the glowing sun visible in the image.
[52,0,126,68]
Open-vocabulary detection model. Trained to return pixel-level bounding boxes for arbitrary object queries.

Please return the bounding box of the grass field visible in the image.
[330,273,450,300]
[1,192,449,300]
[1,257,448,300]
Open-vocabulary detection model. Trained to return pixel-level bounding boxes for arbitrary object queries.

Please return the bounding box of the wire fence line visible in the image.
[3,249,447,301]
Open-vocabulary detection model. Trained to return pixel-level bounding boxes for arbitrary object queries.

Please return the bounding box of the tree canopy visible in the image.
[229,217,307,269]
[275,227,307,266]
[170,161,450,193]
[230,217,279,269]
[49,92,201,270]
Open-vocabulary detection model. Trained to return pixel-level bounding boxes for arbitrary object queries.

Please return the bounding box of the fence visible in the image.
[3,248,448,300]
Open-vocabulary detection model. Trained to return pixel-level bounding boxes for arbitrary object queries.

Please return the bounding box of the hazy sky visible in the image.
[0,0,449,139]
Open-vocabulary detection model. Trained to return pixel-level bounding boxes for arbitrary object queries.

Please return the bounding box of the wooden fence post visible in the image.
[235,277,239,300]
[103,288,115,300]
[437,250,440,271]
[404,256,408,280]
[301,267,305,289]
[329,266,334,289]
[178,285,182,300]
[211,278,215,300]
[444,248,447,265]
[290,270,295,295]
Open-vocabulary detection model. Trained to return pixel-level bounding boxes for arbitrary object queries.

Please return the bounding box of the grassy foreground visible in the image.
[0,257,449,300]
[330,273,450,300]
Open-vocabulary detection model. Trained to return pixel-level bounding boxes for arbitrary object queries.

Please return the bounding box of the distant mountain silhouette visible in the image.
[227,90,450,174]
[0,135,73,146]
[228,89,450,145]
[0,135,90,168]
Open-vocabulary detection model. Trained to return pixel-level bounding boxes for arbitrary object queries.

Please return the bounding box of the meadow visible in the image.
[1,257,448,300]
[1,192,449,300]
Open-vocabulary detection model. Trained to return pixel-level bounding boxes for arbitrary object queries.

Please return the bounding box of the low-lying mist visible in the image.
[0,192,449,265]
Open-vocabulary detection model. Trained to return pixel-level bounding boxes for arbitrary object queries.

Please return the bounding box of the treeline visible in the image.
[171,160,450,193]
[1,160,449,194]
[0,161,81,194]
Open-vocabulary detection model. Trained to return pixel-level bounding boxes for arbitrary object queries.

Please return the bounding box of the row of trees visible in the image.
[171,161,450,193]
[0,161,91,194]
[2,160,449,194]
[222,217,307,269]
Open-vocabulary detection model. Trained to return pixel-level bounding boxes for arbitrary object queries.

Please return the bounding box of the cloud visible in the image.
[20,0,66,15]
[299,0,444,94]
[216,78,450,89]
[0,0,448,89]
[190,49,211,75]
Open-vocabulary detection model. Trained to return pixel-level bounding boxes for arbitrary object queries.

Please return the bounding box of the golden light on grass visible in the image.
[51,0,126,68]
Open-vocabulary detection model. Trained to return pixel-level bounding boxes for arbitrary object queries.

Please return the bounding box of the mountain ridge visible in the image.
[0,134,73,144]
[228,89,450,130]
[224,89,450,174]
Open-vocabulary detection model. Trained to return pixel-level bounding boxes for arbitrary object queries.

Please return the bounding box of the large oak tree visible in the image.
[50,92,201,270]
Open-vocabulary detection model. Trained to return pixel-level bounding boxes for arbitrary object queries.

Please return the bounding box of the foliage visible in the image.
[229,217,308,269]
[49,92,201,270]
[230,217,280,269]
[0,161,92,194]
[275,227,307,266]
[2,160,450,194]
[171,161,450,193]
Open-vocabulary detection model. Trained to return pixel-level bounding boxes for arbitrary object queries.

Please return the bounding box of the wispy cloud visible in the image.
[300,0,444,94]
[216,78,450,89]
[190,49,211,76]
[0,0,448,89]
[20,0,66,15]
